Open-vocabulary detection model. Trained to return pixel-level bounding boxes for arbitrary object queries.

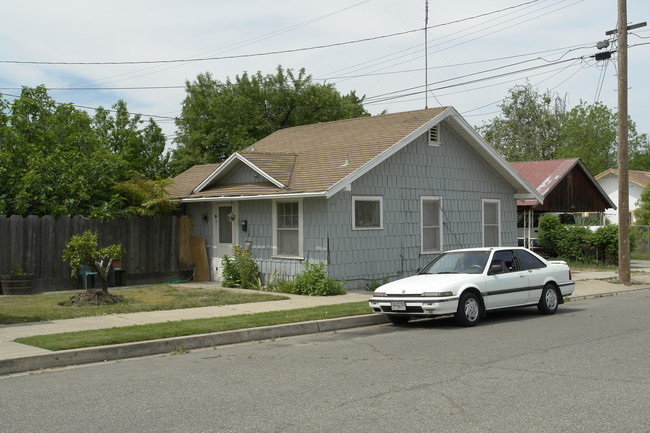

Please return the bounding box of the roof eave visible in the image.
[176,191,328,203]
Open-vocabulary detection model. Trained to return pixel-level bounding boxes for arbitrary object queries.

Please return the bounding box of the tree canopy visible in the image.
[478,83,648,175]
[170,66,369,175]
[0,86,173,218]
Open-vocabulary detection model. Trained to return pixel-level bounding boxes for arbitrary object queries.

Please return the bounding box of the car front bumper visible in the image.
[368,296,459,317]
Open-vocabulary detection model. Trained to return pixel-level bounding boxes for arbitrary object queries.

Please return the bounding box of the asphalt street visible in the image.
[2,289,649,433]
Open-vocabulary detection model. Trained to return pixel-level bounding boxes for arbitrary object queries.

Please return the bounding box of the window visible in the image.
[428,124,440,146]
[515,249,546,270]
[353,196,383,229]
[273,200,302,257]
[421,197,442,253]
[483,200,500,247]
[218,206,233,244]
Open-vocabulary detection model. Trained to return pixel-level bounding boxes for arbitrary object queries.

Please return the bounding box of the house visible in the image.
[510,158,615,246]
[168,107,541,289]
[595,169,650,224]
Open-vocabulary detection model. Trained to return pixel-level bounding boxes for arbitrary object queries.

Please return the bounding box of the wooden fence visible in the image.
[0,215,194,292]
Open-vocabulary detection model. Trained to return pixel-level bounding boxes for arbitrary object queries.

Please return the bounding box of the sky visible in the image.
[1,0,649,152]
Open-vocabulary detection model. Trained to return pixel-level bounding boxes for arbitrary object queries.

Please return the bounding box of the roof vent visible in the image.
[428,125,440,146]
[251,143,256,152]
[341,152,350,167]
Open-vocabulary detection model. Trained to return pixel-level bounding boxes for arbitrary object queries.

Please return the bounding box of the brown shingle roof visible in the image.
[167,163,220,198]
[236,108,448,193]
[171,107,540,202]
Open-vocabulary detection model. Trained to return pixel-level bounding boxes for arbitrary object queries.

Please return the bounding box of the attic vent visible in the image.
[428,125,440,147]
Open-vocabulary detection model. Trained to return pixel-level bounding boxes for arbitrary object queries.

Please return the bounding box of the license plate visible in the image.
[392,301,406,311]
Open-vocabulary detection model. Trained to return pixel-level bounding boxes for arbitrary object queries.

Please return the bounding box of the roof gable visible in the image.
[510,158,581,198]
[511,158,615,210]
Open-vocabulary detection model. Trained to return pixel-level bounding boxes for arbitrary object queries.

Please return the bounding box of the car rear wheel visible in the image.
[538,283,559,314]
[387,315,411,325]
[455,292,482,327]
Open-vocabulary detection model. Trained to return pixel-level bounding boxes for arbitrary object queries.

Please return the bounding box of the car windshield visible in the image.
[420,251,490,274]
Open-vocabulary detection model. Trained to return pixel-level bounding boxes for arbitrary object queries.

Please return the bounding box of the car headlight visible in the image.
[373,291,387,297]
[422,291,454,297]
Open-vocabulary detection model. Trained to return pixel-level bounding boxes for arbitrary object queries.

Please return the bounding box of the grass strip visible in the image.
[0,285,288,324]
[15,302,372,351]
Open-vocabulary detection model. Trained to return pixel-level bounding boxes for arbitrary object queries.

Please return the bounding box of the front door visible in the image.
[211,203,238,281]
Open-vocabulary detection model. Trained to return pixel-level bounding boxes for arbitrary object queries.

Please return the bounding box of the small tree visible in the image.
[62,230,124,293]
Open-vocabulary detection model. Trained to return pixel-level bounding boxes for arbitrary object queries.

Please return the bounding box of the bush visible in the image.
[590,224,619,262]
[557,226,592,262]
[292,262,346,296]
[538,214,632,264]
[267,262,346,296]
[221,245,259,289]
[538,214,564,255]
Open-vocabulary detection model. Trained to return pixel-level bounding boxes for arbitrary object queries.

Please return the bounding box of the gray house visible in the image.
[169,107,541,289]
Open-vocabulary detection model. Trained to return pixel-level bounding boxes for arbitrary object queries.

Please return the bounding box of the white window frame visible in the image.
[352,196,383,230]
[272,199,303,259]
[482,199,501,247]
[421,196,443,254]
[428,124,440,147]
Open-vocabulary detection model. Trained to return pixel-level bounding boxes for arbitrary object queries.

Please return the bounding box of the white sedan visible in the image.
[369,247,576,327]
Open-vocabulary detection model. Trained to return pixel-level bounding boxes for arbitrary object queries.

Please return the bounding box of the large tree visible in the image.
[0,86,173,218]
[0,86,123,217]
[93,100,170,179]
[478,83,566,162]
[170,66,369,174]
[478,84,648,175]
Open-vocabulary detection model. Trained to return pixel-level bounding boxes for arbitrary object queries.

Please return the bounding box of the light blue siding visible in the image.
[186,119,519,289]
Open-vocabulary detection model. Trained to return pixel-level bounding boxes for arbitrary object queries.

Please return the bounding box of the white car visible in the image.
[369,247,575,327]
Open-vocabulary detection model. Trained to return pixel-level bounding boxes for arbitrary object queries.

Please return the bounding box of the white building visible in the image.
[594,169,650,224]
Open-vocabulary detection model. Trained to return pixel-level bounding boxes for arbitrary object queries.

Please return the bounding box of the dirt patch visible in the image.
[59,289,125,307]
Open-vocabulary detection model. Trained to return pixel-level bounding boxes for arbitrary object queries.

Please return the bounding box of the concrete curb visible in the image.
[0,314,388,376]
[567,286,650,301]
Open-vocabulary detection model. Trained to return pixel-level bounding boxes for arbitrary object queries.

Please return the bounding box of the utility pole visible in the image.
[424,0,429,109]
[617,0,631,285]
[604,0,646,284]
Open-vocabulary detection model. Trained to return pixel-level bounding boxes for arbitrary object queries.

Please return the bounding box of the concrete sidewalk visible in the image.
[2,264,650,375]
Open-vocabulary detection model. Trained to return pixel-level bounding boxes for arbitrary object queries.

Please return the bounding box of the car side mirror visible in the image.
[489,264,502,275]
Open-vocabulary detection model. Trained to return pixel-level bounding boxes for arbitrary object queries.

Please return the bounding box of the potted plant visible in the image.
[0,262,34,295]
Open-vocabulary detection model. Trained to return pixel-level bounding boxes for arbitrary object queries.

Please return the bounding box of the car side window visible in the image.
[515,250,547,270]
[491,250,515,273]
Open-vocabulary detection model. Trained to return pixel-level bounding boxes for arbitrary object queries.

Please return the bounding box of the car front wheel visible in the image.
[538,283,559,314]
[455,292,482,327]
[387,315,411,325]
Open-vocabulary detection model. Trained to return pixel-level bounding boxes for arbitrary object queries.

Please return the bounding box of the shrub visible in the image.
[538,214,564,256]
[539,214,633,265]
[557,225,592,262]
[292,262,346,296]
[589,224,619,263]
[266,262,346,296]
[221,254,239,288]
[221,245,259,289]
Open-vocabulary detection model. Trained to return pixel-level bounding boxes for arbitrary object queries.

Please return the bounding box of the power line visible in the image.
[0,0,545,66]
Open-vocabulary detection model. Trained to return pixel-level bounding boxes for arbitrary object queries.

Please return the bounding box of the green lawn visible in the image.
[0,285,288,324]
